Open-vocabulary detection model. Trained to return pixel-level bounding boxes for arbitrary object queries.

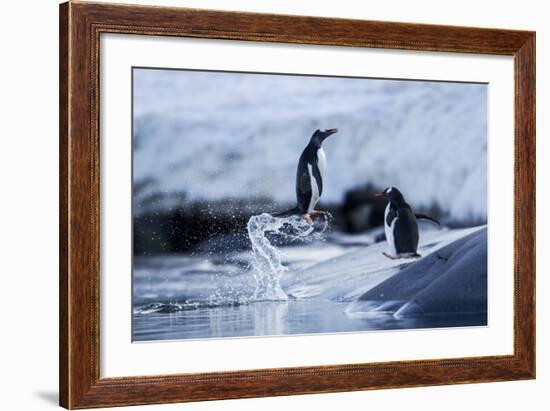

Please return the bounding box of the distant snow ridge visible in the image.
[133,69,487,223]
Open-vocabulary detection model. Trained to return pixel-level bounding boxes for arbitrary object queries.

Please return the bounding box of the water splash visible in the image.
[247,212,331,301]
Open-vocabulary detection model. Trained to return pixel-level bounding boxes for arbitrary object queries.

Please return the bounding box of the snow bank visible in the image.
[284,226,484,302]
[347,227,487,318]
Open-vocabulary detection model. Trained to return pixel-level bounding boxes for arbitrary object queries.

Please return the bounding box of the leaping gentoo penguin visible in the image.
[375,187,440,259]
[275,128,338,223]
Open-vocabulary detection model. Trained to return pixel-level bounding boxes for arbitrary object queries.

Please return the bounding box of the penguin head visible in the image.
[375,186,406,204]
[310,128,338,147]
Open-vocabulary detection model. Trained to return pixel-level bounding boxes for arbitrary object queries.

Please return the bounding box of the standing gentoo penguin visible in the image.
[375,187,440,259]
[275,128,338,223]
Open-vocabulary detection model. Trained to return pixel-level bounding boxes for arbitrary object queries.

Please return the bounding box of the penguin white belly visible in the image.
[307,163,320,214]
[384,203,398,256]
[317,148,327,183]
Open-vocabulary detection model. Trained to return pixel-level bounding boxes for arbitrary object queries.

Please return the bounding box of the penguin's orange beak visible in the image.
[324,128,338,136]
[374,192,384,197]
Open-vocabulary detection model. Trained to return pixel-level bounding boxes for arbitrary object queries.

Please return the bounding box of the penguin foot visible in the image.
[311,210,326,216]
[382,252,398,260]
[303,214,313,224]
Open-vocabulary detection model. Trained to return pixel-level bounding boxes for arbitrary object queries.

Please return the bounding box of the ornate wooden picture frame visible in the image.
[59,1,535,408]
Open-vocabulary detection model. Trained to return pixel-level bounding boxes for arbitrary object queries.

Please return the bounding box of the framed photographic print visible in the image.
[59,1,535,409]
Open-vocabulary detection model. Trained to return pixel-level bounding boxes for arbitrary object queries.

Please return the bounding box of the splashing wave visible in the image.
[247,213,330,301]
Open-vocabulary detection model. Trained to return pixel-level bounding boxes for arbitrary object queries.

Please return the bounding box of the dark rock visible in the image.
[341,184,386,232]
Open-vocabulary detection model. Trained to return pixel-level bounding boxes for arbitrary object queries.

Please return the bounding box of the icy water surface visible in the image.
[133,215,487,342]
[133,300,485,342]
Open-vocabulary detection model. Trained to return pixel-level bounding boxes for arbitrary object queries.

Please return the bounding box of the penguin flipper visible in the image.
[415,213,440,225]
[386,207,398,226]
[296,169,312,213]
[298,172,311,196]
